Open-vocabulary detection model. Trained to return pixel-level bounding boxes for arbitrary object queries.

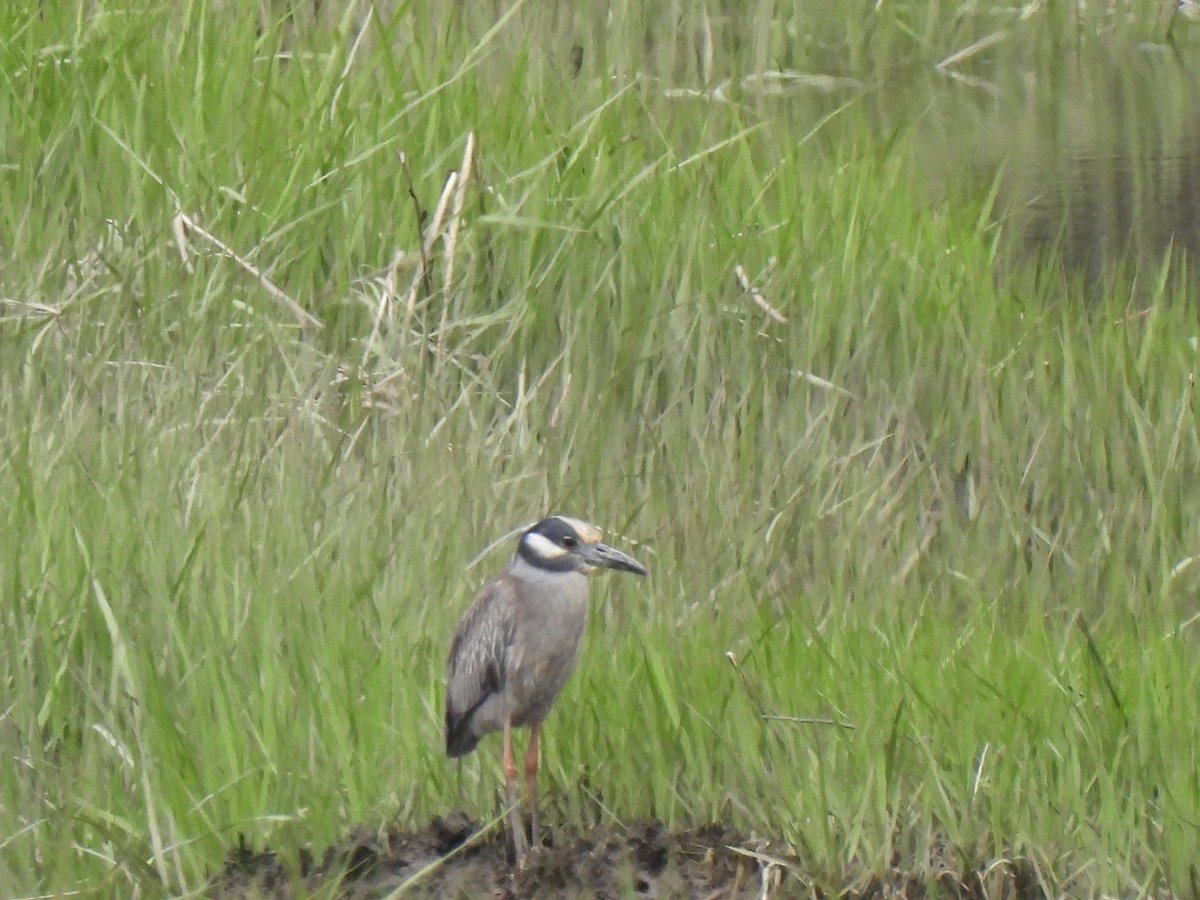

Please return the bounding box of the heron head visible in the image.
[517,515,648,576]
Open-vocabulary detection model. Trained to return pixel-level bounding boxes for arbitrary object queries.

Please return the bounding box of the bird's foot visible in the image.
[507,813,529,866]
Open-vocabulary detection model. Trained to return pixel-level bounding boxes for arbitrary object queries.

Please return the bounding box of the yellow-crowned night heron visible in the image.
[444,515,648,860]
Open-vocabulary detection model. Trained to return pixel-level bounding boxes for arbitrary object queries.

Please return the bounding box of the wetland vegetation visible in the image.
[2,1,1199,896]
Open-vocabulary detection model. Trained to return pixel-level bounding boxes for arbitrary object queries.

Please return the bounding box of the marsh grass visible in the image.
[1,1,1198,896]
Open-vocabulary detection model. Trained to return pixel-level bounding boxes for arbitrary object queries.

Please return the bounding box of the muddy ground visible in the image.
[206,813,1046,899]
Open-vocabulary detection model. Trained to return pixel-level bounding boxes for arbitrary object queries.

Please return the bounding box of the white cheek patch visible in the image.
[554,516,602,543]
[524,532,569,560]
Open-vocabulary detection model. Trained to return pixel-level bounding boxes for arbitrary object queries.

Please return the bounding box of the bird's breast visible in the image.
[507,575,590,725]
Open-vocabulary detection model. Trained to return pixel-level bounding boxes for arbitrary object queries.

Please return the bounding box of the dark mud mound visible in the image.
[207,815,1047,899]
[206,814,787,898]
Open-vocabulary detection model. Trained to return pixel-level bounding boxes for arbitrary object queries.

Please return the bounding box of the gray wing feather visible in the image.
[444,575,518,757]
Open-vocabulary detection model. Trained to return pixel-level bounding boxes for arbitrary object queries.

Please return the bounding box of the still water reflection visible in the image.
[921,43,1200,295]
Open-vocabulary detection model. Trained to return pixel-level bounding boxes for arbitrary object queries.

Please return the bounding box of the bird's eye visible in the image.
[561,535,577,548]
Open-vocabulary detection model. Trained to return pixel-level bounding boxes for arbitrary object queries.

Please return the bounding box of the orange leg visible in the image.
[524,723,541,849]
[503,720,528,862]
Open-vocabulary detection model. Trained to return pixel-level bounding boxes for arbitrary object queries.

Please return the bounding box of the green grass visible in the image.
[2,1,1199,896]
